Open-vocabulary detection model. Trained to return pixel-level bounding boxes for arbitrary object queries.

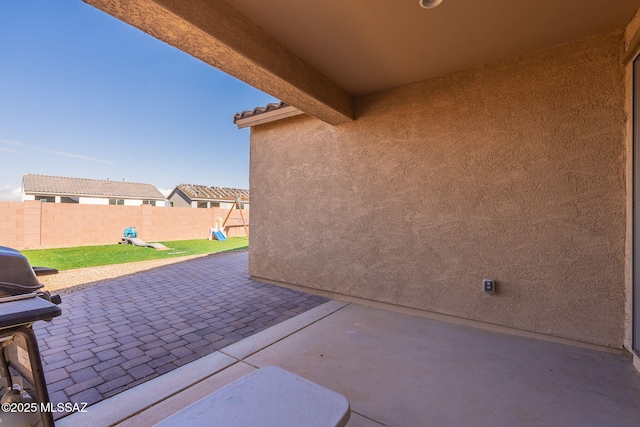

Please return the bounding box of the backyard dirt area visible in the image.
[37,252,220,295]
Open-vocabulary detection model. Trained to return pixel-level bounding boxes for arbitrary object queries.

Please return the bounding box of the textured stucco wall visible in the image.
[250,31,627,348]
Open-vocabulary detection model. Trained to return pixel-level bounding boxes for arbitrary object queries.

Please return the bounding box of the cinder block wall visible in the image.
[0,201,249,249]
[249,31,626,348]
[0,202,27,248]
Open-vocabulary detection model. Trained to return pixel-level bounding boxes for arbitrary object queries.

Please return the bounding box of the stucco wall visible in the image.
[249,31,627,348]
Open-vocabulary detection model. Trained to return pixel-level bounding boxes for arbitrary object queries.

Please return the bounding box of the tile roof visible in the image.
[233,102,289,123]
[176,184,249,201]
[22,174,165,200]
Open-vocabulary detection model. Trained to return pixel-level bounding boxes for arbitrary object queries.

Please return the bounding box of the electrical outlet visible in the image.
[483,279,495,294]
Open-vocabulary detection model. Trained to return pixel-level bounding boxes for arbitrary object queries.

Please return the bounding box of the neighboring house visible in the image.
[22,174,166,206]
[85,0,640,372]
[167,184,249,209]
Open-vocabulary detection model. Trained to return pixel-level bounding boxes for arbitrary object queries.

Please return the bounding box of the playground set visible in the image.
[210,199,249,241]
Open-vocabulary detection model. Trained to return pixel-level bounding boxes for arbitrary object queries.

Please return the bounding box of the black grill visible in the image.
[0,246,62,427]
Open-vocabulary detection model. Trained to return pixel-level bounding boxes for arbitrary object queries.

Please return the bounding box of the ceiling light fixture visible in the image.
[419,0,443,9]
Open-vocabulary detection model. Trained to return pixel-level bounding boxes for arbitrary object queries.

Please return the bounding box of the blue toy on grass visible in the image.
[123,226,137,238]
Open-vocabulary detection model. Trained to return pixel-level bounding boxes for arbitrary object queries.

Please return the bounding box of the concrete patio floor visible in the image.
[57,300,640,427]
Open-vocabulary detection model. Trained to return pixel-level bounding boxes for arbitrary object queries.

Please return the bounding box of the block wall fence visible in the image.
[0,201,249,249]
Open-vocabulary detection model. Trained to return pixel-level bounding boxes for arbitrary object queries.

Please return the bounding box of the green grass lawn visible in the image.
[21,237,248,271]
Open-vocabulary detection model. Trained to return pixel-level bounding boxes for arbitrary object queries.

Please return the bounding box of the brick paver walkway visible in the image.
[33,251,328,417]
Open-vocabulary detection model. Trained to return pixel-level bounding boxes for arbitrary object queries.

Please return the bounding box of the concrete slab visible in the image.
[245,304,640,427]
[60,301,640,427]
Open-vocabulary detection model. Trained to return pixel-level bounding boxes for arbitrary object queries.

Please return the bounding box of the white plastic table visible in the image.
[153,366,350,427]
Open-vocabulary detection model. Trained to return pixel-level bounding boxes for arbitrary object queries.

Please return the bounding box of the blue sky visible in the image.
[0,0,278,201]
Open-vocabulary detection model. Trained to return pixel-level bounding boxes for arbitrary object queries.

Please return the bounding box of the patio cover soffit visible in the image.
[83,0,640,125]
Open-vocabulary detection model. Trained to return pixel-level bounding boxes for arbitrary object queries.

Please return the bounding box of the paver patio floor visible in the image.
[33,250,328,419]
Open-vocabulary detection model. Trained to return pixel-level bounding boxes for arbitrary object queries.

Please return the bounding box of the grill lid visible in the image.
[0,246,42,289]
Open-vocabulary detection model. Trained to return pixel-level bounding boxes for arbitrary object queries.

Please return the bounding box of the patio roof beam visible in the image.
[82,0,355,125]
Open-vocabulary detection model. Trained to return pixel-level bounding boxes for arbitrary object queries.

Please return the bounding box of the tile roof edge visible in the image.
[23,174,160,187]
[22,174,165,199]
[233,102,304,128]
